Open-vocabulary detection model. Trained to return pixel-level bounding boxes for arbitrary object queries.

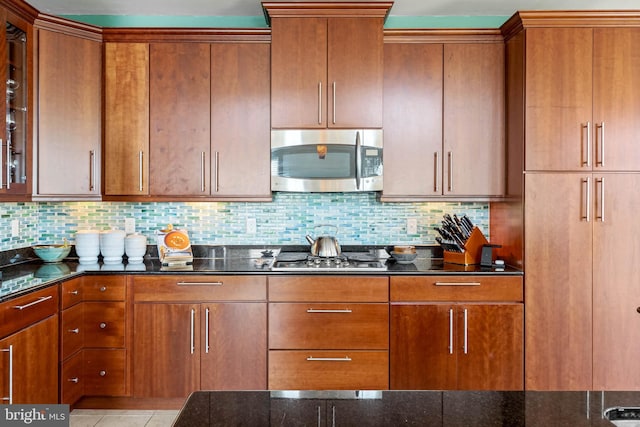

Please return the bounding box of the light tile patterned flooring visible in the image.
[69,409,179,427]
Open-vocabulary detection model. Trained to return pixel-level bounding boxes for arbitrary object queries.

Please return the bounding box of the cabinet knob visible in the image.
[99,286,107,292]
[99,370,106,377]
[69,290,79,295]
[68,378,79,383]
[68,328,80,334]
[99,322,107,329]
[637,307,640,314]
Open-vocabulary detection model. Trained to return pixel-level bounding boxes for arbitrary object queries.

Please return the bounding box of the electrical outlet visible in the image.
[247,218,257,234]
[11,219,19,237]
[125,218,136,234]
[407,218,418,235]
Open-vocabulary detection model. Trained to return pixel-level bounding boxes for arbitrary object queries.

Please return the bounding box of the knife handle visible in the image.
[581,177,590,222]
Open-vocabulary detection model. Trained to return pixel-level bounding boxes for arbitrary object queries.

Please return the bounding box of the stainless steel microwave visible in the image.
[271,129,383,192]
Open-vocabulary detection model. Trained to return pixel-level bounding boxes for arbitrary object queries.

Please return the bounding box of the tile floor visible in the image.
[70,409,179,427]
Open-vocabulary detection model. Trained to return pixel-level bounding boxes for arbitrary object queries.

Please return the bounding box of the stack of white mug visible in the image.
[76,229,147,265]
[75,230,100,264]
[99,229,126,264]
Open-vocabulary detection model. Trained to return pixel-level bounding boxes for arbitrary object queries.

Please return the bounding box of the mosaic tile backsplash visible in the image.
[0,193,489,251]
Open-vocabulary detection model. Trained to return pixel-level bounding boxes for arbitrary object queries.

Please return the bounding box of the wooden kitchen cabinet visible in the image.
[267,2,391,129]
[132,275,267,398]
[390,276,523,390]
[268,276,389,390]
[382,38,504,200]
[35,26,101,199]
[525,27,640,172]
[104,42,149,196]
[0,286,58,404]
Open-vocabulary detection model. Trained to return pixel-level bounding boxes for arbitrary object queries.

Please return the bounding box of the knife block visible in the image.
[443,227,489,265]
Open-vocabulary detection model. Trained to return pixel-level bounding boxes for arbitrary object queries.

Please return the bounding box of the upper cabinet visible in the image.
[35,24,102,200]
[103,42,150,197]
[265,2,392,129]
[525,27,640,172]
[382,34,505,201]
[0,8,32,201]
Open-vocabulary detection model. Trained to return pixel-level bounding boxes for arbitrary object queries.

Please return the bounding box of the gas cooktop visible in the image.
[270,251,387,271]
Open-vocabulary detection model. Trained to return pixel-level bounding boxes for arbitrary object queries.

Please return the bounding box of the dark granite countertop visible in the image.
[0,245,521,302]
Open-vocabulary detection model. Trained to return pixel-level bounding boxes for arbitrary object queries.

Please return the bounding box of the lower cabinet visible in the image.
[132,275,267,399]
[0,286,59,404]
[390,275,524,390]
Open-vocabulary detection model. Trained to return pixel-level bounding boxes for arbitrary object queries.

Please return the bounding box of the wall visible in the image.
[0,193,489,251]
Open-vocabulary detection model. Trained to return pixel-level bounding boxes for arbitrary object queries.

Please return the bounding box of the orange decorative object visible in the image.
[164,231,190,250]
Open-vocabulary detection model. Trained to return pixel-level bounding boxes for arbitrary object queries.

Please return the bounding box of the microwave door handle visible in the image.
[355,131,362,190]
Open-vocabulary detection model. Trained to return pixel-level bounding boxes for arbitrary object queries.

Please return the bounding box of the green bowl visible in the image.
[32,245,71,263]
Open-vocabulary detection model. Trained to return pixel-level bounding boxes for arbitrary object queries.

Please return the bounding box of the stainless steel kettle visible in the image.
[305,225,341,257]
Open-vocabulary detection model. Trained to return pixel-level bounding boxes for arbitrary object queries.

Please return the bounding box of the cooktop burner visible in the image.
[271,252,387,271]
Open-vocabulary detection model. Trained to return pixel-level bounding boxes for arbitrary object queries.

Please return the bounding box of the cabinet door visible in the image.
[211,43,271,199]
[201,302,267,390]
[593,174,640,389]
[390,304,456,390]
[149,43,211,196]
[327,17,383,128]
[524,173,593,390]
[525,28,593,171]
[0,315,58,404]
[104,43,149,196]
[593,28,640,171]
[382,43,443,198]
[271,17,327,128]
[133,303,199,398]
[456,304,523,390]
[37,29,101,197]
[444,43,505,196]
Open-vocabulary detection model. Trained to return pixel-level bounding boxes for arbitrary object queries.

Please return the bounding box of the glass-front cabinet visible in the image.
[0,9,31,199]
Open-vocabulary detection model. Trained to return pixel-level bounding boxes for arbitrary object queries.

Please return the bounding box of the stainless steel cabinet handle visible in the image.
[68,377,79,383]
[177,281,223,286]
[89,150,96,191]
[448,308,454,355]
[463,308,469,354]
[0,138,3,188]
[1,345,12,404]
[355,131,361,190]
[581,178,591,222]
[99,322,107,329]
[306,309,352,313]
[138,150,144,192]
[68,328,80,334]
[433,152,439,193]
[447,151,453,192]
[200,151,206,193]
[12,295,52,310]
[99,370,106,377]
[318,81,322,125]
[5,140,10,189]
[332,81,336,125]
[100,286,107,292]
[69,289,79,295]
[214,151,220,193]
[190,308,195,355]
[435,282,481,287]
[596,122,605,167]
[596,177,605,222]
[205,307,210,354]
[582,122,591,167]
[331,405,336,427]
[317,406,322,427]
[306,356,352,362]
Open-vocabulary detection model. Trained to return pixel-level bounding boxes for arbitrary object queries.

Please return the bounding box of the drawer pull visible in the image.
[435,282,481,287]
[100,286,107,292]
[69,290,79,295]
[306,356,352,362]
[306,309,352,313]
[68,377,79,383]
[12,295,53,310]
[99,323,107,329]
[99,370,106,377]
[68,328,80,334]
[177,281,223,286]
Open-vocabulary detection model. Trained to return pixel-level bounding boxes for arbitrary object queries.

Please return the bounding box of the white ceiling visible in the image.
[24,0,640,17]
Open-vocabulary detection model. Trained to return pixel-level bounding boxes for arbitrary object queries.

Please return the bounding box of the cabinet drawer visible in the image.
[269,276,388,302]
[269,303,388,350]
[84,276,126,301]
[61,303,84,359]
[269,350,388,390]
[390,276,523,302]
[134,275,267,302]
[84,349,127,396]
[61,350,84,405]
[83,302,126,348]
[61,277,84,308]
[0,286,59,338]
